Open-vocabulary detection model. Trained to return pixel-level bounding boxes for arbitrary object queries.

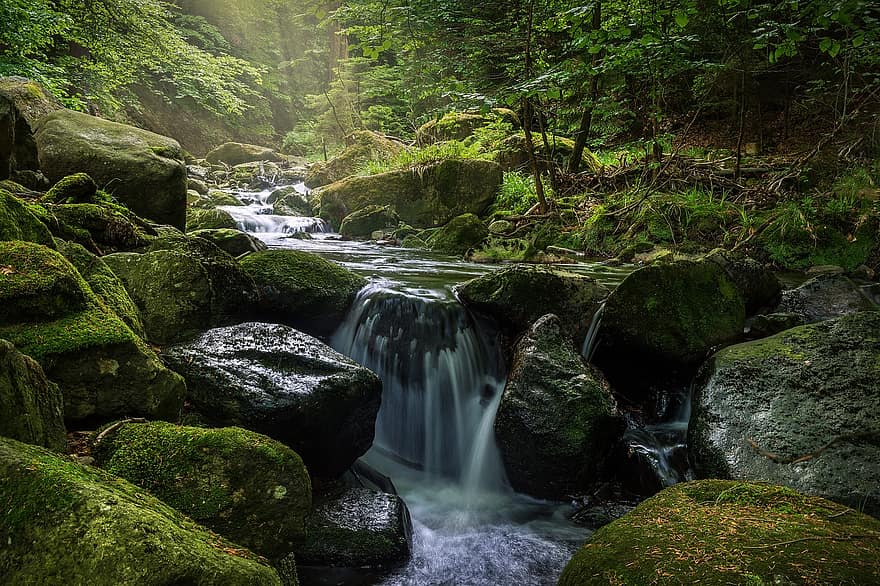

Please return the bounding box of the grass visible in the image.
[358,140,492,175]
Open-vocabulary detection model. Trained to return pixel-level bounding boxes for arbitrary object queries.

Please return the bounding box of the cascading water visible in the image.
[219,186,332,235]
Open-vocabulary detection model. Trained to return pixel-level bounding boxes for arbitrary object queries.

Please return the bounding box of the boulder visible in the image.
[268,187,312,216]
[705,249,781,314]
[0,340,66,452]
[457,264,609,342]
[40,201,156,253]
[0,241,186,424]
[187,206,237,231]
[597,259,746,371]
[206,142,282,166]
[495,132,602,173]
[35,109,187,229]
[415,112,498,145]
[229,161,281,190]
[188,177,209,195]
[163,322,382,478]
[776,274,877,323]
[426,213,487,255]
[0,437,282,585]
[42,173,99,204]
[688,311,880,516]
[206,189,244,207]
[294,483,412,581]
[239,250,366,337]
[304,130,404,189]
[339,205,399,239]
[93,421,311,559]
[494,315,624,499]
[0,77,62,179]
[558,480,880,585]
[0,189,54,247]
[190,228,267,256]
[56,241,146,338]
[314,159,502,228]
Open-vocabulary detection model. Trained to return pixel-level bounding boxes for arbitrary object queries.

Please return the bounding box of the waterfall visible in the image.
[580,302,605,362]
[332,284,509,495]
[220,183,332,235]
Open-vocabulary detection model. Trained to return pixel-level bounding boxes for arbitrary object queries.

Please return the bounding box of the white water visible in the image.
[219,186,331,235]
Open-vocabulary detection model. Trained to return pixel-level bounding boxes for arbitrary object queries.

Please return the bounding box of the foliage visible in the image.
[358,140,491,175]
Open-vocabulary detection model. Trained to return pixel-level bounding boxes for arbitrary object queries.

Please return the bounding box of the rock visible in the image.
[496,132,602,173]
[187,206,237,231]
[268,186,312,216]
[688,311,880,516]
[0,189,54,246]
[35,109,187,229]
[206,189,244,207]
[41,201,156,253]
[705,249,781,314]
[339,205,399,239]
[426,213,488,255]
[488,219,514,235]
[415,111,498,145]
[163,323,382,478]
[0,340,66,452]
[42,173,99,204]
[314,159,502,228]
[304,130,404,189]
[558,480,880,585]
[0,242,185,425]
[776,274,877,323]
[400,235,427,249]
[93,421,311,560]
[746,312,804,339]
[457,264,609,342]
[494,315,624,499]
[294,484,412,580]
[56,241,146,338]
[229,161,282,189]
[104,235,256,344]
[206,142,282,166]
[0,437,282,585]
[597,259,746,370]
[0,77,62,179]
[188,177,209,195]
[190,228,267,256]
[239,250,366,337]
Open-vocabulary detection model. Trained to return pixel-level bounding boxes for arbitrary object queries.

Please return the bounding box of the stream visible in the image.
[220,186,675,585]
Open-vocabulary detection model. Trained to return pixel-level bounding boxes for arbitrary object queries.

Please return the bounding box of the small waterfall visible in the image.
[580,302,605,362]
[219,182,332,235]
[332,284,509,495]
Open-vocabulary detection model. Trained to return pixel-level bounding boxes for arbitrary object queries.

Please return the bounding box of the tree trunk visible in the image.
[523,0,548,213]
[568,1,602,174]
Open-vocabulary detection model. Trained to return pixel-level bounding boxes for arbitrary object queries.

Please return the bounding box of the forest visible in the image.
[0,1,879,585]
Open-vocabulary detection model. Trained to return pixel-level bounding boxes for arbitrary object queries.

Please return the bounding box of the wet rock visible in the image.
[164,322,382,478]
[190,228,267,256]
[457,264,609,342]
[206,189,244,207]
[41,201,156,253]
[559,480,880,585]
[42,173,98,204]
[746,312,804,339]
[188,177,209,195]
[495,315,624,499]
[0,437,282,585]
[705,249,781,314]
[206,142,283,166]
[268,186,312,216]
[187,206,237,230]
[0,340,66,451]
[339,205,399,240]
[689,311,880,516]
[35,109,187,229]
[426,213,488,256]
[93,421,311,559]
[776,274,877,323]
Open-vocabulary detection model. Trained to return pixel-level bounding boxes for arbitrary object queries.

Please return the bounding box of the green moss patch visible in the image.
[0,189,55,247]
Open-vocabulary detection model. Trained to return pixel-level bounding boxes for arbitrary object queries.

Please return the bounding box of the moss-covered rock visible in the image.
[495,132,602,173]
[35,109,187,229]
[190,228,267,256]
[494,315,623,499]
[705,248,781,314]
[415,112,496,145]
[0,77,62,179]
[426,213,488,255]
[164,322,382,478]
[0,340,66,452]
[41,201,156,253]
[689,311,880,516]
[776,274,877,323]
[206,189,244,207]
[187,206,237,231]
[0,189,55,247]
[339,205,399,239]
[56,241,145,338]
[229,161,282,189]
[93,421,311,560]
[0,241,186,425]
[597,259,746,374]
[558,480,880,585]
[268,186,312,216]
[294,483,411,580]
[188,177,209,195]
[0,436,282,585]
[239,250,366,337]
[314,159,502,228]
[42,173,98,204]
[206,142,282,166]
[457,264,609,342]
[304,131,404,189]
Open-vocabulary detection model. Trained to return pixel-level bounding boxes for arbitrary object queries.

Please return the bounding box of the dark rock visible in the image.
[0,77,62,179]
[190,228,267,256]
[0,189,55,247]
[776,274,877,323]
[42,173,99,204]
[206,142,283,166]
[426,213,487,256]
[339,205,399,239]
[705,249,781,314]
[163,322,382,478]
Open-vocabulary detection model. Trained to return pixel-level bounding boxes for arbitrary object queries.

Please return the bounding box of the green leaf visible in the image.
[852,33,865,48]
[674,12,689,28]
[828,41,841,58]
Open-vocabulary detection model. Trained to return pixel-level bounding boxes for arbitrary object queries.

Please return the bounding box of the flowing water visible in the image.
[223,185,668,584]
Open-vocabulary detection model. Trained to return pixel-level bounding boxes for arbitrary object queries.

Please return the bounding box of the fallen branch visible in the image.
[92,417,148,447]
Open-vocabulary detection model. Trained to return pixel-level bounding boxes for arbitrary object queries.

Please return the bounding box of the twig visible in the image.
[93,417,148,447]
[742,534,876,549]
[747,431,880,465]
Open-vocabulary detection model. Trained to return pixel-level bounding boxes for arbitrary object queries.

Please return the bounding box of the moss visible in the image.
[304,131,404,189]
[0,189,55,247]
[0,437,282,585]
[42,173,98,204]
[93,422,311,559]
[42,202,154,252]
[187,206,237,231]
[559,480,880,585]
[189,228,266,256]
[205,142,281,166]
[207,189,244,207]
[426,213,488,255]
[339,205,399,239]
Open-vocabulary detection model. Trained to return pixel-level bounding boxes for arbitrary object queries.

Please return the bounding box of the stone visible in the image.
[0,189,54,247]
[206,142,282,166]
[187,206,237,231]
[35,109,187,228]
[304,131,404,189]
[189,228,267,256]
[689,311,880,516]
[776,274,877,323]
[339,205,399,239]
[494,315,624,499]
[40,201,156,253]
[0,77,62,179]
[163,322,382,478]
[42,173,99,204]
[426,213,488,255]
